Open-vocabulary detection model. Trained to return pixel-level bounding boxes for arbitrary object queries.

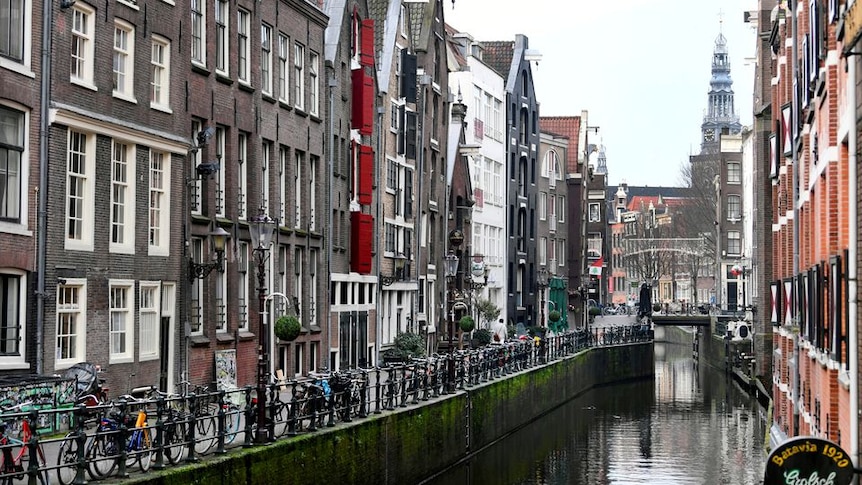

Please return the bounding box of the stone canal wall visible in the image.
[120,343,654,485]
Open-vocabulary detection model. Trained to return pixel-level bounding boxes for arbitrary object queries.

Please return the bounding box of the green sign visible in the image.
[763,436,855,485]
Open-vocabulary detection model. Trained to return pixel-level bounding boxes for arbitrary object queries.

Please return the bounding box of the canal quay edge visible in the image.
[112,343,654,485]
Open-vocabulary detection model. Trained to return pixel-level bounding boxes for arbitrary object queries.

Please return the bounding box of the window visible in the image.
[557,197,565,223]
[237,242,249,331]
[278,34,288,102]
[191,0,206,65]
[70,4,95,87]
[215,267,227,333]
[538,192,546,220]
[727,231,741,255]
[557,239,565,267]
[0,273,23,362]
[149,149,170,254]
[588,203,601,223]
[66,130,94,250]
[493,99,502,140]
[190,121,202,214]
[237,9,250,83]
[309,53,319,116]
[309,156,317,230]
[539,237,547,265]
[109,281,133,363]
[215,126,225,216]
[0,106,24,223]
[294,151,303,228]
[1,0,29,68]
[260,23,272,94]
[726,195,741,221]
[294,43,305,110]
[387,159,397,189]
[237,133,248,219]
[110,140,135,252]
[279,146,288,224]
[727,162,741,184]
[113,21,135,99]
[215,0,228,74]
[190,238,203,335]
[150,37,170,110]
[261,140,270,213]
[139,282,160,360]
[56,280,86,368]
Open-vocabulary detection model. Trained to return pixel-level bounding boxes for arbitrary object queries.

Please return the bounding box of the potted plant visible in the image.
[274,315,301,341]
[459,315,475,333]
[472,328,492,347]
[382,332,425,363]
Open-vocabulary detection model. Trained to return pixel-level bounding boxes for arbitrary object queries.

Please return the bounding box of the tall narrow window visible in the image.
[191,0,206,65]
[215,126,225,216]
[70,4,94,86]
[237,9,250,83]
[190,121,202,214]
[66,130,93,249]
[110,140,135,251]
[261,141,271,213]
[139,282,160,360]
[0,0,26,63]
[0,273,22,357]
[309,156,317,230]
[237,133,248,219]
[189,238,203,335]
[109,282,133,363]
[215,266,227,333]
[294,43,305,110]
[278,34,289,102]
[261,23,272,94]
[56,281,86,367]
[150,37,170,110]
[113,21,135,99]
[215,0,229,74]
[149,150,170,254]
[294,151,303,229]
[237,242,249,331]
[309,53,319,116]
[726,195,742,221]
[279,146,288,224]
[0,106,24,223]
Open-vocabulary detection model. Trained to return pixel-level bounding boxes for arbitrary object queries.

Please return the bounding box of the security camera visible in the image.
[196,160,220,178]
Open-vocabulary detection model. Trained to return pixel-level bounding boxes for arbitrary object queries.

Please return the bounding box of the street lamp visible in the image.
[380,253,408,286]
[444,251,459,394]
[187,226,230,281]
[537,268,549,328]
[248,208,277,444]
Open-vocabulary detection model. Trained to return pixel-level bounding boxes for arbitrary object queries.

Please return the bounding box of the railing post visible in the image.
[116,400,129,478]
[25,410,39,485]
[215,390,226,454]
[153,396,166,469]
[184,393,198,463]
[358,373,369,417]
[267,383,277,440]
[399,365,408,407]
[373,368,382,414]
[243,386,254,448]
[287,382,298,436]
[72,405,88,485]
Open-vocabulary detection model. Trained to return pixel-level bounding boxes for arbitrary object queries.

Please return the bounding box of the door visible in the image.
[726,281,738,313]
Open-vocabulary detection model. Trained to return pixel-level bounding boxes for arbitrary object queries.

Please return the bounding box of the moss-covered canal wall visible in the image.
[120,343,653,485]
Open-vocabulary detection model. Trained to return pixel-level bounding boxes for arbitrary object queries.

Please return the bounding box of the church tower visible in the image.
[700,25,742,153]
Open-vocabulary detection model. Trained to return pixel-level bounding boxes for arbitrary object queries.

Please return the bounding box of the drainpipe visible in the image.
[35,0,56,376]
[327,72,336,369]
[790,0,801,437]
[847,51,859,467]
[374,99,383,365]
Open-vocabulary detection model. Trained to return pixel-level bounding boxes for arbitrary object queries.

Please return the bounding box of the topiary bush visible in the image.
[588,306,601,317]
[382,331,426,362]
[473,328,492,346]
[459,316,475,333]
[548,310,561,322]
[274,315,301,341]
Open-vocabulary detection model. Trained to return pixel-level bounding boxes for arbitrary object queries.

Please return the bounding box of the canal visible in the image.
[427,340,768,485]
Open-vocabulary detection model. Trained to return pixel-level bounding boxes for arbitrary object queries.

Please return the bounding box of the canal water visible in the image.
[427,341,768,485]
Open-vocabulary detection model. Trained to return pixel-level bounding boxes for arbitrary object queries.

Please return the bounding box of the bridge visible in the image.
[650,315,711,327]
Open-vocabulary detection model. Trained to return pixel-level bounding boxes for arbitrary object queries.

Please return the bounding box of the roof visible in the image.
[540,117,581,174]
[479,40,514,78]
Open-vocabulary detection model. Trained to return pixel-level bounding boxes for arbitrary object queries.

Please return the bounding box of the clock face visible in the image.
[704,129,715,142]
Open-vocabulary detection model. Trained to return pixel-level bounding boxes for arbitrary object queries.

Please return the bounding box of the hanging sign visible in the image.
[763,436,855,485]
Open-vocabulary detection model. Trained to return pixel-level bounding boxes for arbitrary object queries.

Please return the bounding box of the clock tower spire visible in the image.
[700,23,742,154]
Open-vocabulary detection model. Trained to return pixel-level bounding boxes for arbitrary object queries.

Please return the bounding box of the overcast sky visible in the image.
[445,0,757,187]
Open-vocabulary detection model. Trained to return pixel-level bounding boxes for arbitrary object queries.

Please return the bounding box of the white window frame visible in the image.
[557,197,565,223]
[539,237,547,266]
[261,140,271,213]
[215,0,229,75]
[215,264,227,333]
[279,146,288,226]
[309,52,319,116]
[727,231,742,256]
[237,9,250,84]
[108,280,134,364]
[538,192,547,221]
[309,156,317,230]
[0,271,27,369]
[557,239,565,267]
[65,129,95,251]
[294,43,305,110]
[109,139,135,254]
[0,0,33,76]
[139,281,160,361]
[278,34,289,102]
[727,161,741,184]
[261,23,272,95]
[189,238,204,336]
[191,0,206,66]
[149,149,170,256]
[237,133,248,219]
[726,195,742,221]
[237,242,249,331]
[215,126,226,217]
[150,36,171,112]
[112,20,135,102]
[0,104,27,229]
[56,279,87,369]
[588,203,601,223]
[294,151,303,229]
[190,121,203,214]
[70,3,96,89]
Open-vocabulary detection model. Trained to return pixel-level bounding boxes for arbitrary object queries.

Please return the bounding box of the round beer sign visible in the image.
[763,436,854,485]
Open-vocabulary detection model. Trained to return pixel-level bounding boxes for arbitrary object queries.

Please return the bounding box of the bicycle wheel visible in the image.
[271,402,288,439]
[56,434,81,485]
[137,429,155,472]
[222,405,241,444]
[163,419,186,465]
[18,446,50,485]
[86,432,118,479]
[192,415,216,455]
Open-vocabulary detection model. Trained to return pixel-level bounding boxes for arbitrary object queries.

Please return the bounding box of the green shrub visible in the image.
[459,316,475,333]
[473,328,492,346]
[588,306,601,316]
[548,310,561,322]
[274,315,301,341]
[382,332,426,361]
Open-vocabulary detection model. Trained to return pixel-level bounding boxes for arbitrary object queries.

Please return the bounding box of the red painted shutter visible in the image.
[360,19,375,67]
[358,144,374,205]
[350,212,373,274]
[351,70,373,136]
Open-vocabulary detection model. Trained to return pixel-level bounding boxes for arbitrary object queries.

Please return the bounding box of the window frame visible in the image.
[237,9,250,84]
[727,230,742,256]
[309,52,319,116]
[112,19,136,101]
[148,149,170,256]
[278,34,289,102]
[0,271,26,369]
[727,161,741,184]
[294,42,305,110]
[70,3,96,89]
[260,23,273,95]
[0,105,26,226]
[237,132,248,219]
[190,0,207,66]
[56,279,87,369]
[726,195,742,221]
[150,36,171,111]
[108,280,134,364]
[215,0,229,75]
[65,129,95,251]
[0,0,33,74]
[139,281,160,361]
[109,139,135,253]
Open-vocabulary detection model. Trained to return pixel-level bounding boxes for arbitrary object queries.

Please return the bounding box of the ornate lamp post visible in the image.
[444,251,459,394]
[248,208,277,444]
[187,226,230,281]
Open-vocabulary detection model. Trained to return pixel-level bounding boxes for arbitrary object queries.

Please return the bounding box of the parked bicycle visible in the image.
[85,395,155,478]
[0,401,51,485]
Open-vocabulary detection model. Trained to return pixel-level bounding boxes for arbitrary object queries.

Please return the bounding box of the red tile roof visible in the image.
[540,117,581,173]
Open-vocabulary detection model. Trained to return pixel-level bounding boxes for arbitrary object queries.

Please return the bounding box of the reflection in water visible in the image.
[427,342,767,485]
